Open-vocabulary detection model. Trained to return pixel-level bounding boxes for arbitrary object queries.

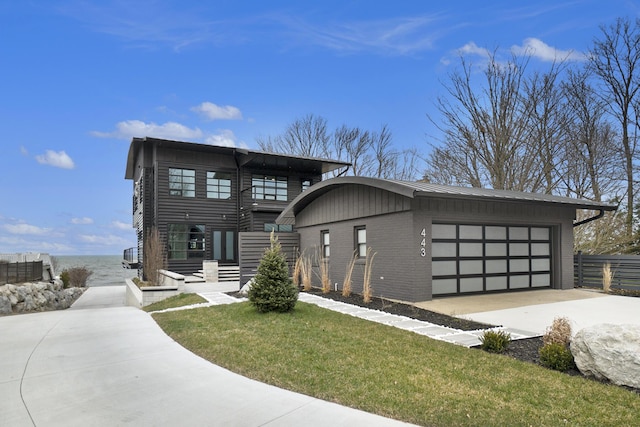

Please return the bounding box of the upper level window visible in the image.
[264,224,293,232]
[355,226,367,257]
[252,175,287,201]
[302,179,312,192]
[207,171,232,199]
[169,168,195,197]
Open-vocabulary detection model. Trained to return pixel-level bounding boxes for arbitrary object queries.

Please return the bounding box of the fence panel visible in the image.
[574,252,640,289]
[0,260,44,285]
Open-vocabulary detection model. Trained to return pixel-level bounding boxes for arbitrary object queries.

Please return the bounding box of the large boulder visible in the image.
[571,323,640,388]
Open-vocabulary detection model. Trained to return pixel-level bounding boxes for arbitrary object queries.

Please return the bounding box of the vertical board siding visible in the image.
[239,232,300,285]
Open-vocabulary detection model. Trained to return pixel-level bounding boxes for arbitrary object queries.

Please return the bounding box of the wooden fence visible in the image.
[0,260,44,285]
[574,252,640,289]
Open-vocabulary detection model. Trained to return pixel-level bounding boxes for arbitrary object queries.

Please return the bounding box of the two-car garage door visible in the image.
[431,223,552,295]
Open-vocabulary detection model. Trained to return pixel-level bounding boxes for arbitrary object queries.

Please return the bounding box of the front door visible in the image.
[212,230,236,264]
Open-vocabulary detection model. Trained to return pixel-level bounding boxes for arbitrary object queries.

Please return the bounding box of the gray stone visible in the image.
[0,296,11,314]
[571,323,640,389]
[238,279,254,297]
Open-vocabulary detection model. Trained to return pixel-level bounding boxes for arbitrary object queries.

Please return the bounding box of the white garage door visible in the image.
[431,223,552,295]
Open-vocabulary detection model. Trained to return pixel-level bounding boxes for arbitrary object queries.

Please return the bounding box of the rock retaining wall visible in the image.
[0,280,85,315]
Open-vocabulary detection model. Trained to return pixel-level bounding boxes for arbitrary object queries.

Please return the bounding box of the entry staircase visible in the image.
[190,265,240,283]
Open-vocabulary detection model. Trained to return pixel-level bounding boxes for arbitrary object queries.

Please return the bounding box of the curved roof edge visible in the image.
[276,177,419,224]
[276,177,618,225]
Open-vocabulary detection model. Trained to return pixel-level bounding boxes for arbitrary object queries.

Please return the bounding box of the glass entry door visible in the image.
[212,230,236,263]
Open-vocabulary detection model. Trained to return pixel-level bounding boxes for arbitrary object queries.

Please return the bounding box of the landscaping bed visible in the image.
[300,289,634,389]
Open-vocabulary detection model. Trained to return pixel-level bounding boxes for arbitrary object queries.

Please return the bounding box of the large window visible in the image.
[169,168,195,197]
[432,224,552,295]
[167,224,205,260]
[207,171,232,199]
[321,230,330,258]
[252,175,288,201]
[355,226,366,257]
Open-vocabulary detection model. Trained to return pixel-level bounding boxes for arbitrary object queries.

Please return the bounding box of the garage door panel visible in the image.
[431,223,552,295]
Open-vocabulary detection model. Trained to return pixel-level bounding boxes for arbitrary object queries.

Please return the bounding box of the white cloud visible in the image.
[111,220,132,231]
[35,150,75,169]
[20,146,29,156]
[204,129,238,147]
[91,120,204,141]
[4,223,50,235]
[457,41,492,59]
[191,102,243,120]
[71,217,94,225]
[511,38,586,62]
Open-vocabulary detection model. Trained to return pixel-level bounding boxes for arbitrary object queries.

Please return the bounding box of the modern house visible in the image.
[124,137,349,277]
[276,177,617,302]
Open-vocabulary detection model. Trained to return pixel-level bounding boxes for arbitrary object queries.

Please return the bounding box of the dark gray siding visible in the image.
[416,197,575,290]
[296,184,412,227]
[293,184,576,302]
[298,210,420,301]
[239,232,300,285]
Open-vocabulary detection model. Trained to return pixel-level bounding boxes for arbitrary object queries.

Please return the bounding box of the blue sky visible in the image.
[1,0,638,256]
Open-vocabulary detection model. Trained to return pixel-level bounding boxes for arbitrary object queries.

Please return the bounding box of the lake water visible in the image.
[55,255,137,287]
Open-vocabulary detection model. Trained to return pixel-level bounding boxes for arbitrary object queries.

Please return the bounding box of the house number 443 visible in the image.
[420,228,426,257]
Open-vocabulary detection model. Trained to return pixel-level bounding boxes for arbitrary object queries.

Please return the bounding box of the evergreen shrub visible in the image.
[248,234,298,313]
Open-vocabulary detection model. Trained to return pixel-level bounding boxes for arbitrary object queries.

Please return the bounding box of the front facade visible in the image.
[124,137,348,276]
[277,177,616,302]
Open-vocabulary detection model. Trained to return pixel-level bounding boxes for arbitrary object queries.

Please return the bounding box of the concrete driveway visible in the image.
[0,286,414,427]
[416,288,640,336]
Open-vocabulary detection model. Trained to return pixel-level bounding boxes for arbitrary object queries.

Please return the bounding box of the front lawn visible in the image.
[152,301,640,426]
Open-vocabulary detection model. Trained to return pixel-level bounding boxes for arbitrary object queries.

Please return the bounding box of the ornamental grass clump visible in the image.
[248,233,298,313]
[479,330,511,353]
[342,250,357,297]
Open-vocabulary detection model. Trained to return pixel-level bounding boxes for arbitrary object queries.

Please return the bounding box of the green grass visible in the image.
[152,301,640,426]
[143,293,207,312]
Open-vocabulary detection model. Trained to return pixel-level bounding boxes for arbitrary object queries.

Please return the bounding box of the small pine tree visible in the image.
[248,233,298,313]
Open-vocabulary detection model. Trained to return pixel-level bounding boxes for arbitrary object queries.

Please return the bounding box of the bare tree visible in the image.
[259,115,422,180]
[426,51,554,191]
[258,114,331,159]
[559,69,622,202]
[589,17,640,233]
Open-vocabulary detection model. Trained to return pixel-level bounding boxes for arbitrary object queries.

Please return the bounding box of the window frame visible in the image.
[169,168,196,198]
[355,226,366,258]
[167,224,205,260]
[252,174,288,201]
[321,230,330,258]
[206,171,233,200]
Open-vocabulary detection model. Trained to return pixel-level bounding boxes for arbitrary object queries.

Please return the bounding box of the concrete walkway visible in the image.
[0,285,415,427]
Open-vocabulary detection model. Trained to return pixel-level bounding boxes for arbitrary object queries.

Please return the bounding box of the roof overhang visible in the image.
[276,177,618,225]
[125,137,351,180]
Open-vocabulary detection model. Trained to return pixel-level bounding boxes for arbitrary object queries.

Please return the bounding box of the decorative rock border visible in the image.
[0,280,85,315]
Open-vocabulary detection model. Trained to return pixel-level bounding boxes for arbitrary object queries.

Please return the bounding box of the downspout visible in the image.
[336,165,350,177]
[573,209,605,227]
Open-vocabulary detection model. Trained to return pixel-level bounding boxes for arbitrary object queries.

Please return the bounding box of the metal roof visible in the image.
[125,137,351,179]
[276,177,618,224]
